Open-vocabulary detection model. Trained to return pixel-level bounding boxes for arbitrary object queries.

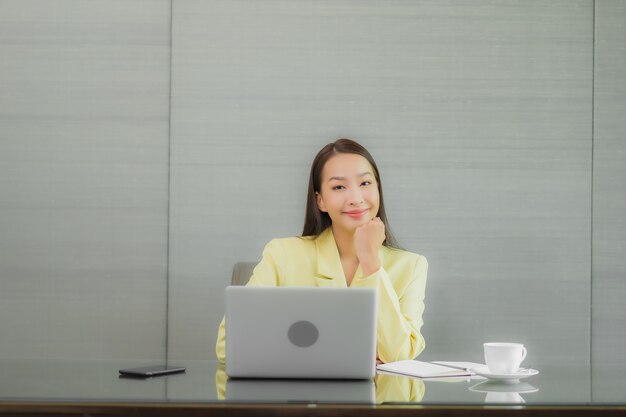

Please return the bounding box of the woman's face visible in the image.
[316,153,380,234]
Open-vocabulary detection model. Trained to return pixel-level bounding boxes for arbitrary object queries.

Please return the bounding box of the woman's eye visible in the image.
[332,185,345,190]
[361,181,371,186]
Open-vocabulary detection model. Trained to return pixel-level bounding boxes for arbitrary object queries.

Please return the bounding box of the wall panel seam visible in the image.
[590,0,596,399]
[166,0,174,363]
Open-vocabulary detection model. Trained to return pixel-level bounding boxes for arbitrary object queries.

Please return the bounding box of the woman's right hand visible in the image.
[354,217,385,276]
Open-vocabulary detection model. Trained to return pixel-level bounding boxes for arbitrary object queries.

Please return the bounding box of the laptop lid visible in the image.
[225,286,377,379]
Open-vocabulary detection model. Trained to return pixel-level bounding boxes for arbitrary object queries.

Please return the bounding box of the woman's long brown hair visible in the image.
[301,138,400,249]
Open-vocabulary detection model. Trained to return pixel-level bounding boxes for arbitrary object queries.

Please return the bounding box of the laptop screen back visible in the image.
[225,286,377,379]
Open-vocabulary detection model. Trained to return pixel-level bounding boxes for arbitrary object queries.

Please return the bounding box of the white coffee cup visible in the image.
[484,342,527,374]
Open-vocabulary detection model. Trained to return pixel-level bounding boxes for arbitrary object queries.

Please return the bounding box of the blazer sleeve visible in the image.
[215,239,283,362]
[351,254,428,363]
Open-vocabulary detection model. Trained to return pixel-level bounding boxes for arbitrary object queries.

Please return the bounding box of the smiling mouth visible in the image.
[344,209,369,218]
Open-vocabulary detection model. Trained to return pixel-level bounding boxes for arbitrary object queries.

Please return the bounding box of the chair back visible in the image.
[231,262,257,286]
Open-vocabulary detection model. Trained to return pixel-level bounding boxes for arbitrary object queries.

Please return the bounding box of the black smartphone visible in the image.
[118,365,186,378]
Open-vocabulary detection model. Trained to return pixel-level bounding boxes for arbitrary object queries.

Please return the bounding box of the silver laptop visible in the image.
[225,286,377,379]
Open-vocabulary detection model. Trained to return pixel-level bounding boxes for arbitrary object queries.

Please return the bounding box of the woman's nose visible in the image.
[349,189,364,205]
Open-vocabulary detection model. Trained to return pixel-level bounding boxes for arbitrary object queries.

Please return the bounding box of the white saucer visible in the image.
[469,365,539,382]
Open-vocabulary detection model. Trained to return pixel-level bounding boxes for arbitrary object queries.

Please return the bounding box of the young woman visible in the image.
[215,139,428,364]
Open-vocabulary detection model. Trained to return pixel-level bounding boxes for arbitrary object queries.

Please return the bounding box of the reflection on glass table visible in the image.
[469,380,539,404]
[216,364,426,404]
[226,378,376,404]
[5,358,626,407]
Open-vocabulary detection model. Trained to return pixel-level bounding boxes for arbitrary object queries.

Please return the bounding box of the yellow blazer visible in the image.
[215,227,428,364]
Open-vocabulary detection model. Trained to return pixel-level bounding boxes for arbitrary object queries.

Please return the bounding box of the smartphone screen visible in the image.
[119,365,186,377]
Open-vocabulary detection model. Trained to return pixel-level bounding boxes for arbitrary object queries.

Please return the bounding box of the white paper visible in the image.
[431,361,485,372]
[376,360,473,378]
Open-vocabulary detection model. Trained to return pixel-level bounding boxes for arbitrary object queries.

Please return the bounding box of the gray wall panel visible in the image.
[169,0,592,364]
[592,0,626,400]
[2,0,617,372]
[0,0,171,359]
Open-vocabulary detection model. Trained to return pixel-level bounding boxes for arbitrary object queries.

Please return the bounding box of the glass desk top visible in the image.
[1,359,625,408]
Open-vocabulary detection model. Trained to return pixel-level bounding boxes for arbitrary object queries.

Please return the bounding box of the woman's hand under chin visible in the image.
[354,217,385,276]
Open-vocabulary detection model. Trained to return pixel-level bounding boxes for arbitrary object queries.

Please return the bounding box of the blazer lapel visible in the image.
[315,228,346,286]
